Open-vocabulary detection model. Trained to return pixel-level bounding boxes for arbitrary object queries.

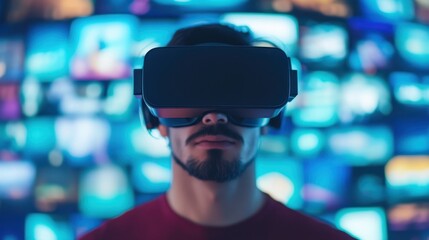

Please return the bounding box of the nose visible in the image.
[201,112,228,125]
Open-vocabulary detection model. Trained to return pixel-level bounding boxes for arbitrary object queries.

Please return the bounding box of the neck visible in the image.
[166,159,265,227]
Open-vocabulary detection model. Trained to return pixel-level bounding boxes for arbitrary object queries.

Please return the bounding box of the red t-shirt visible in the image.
[80,194,357,240]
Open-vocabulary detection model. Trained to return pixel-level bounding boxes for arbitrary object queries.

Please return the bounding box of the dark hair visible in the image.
[167,23,253,46]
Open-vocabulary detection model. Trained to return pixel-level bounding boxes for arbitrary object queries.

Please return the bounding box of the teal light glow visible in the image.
[25,23,69,81]
[220,13,298,56]
[292,71,339,127]
[103,80,134,118]
[55,117,110,164]
[256,158,302,209]
[291,129,324,157]
[131,127,170,158]
[21,78,43,117]
[300,23,348,64]
[23,118,56,156]
[221,13,298,55]
[259,135,288,156]
[390,72,429,106]
[26,214,73,240]
[134,20,180,62]
[339,73,391,123]
[361,0,414,20]
[132,157,172,193]
[395,23,429,69]
[327,126,393,165]
[0,161,36,199]
[79,165,134,218]
[336,207,387,240]
[70,15,138,80]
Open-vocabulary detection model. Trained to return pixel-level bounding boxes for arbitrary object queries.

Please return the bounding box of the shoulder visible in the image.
[79,195,165,240]
[262,196,357,240]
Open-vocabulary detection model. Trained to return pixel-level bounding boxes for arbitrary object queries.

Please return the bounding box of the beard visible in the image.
[172,149,255,183]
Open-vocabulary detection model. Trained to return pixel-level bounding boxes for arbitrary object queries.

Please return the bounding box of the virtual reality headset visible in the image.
[134,45,298,129]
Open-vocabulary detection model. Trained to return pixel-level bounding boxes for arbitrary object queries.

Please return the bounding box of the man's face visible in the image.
[162,113,263,182]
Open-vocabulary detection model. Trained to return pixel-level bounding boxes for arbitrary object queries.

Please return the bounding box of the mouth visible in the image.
[193,136,237,149]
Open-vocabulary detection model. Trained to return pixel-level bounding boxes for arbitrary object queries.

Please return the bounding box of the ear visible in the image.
[260,126,269,135]
[157,124,169,137]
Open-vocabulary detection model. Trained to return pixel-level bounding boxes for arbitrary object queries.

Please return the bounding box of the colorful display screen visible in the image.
[395,23,429,70]
[256,157,303,209]
[336,207,388,240]
[299,22,348,68]
[79,165,134,218]
[0,161,35,199]
[360,0,414,21]
[386,156,429,203]
[348,18,395,74]
[70,15,137,80]
[0,38,24,82]
[0,83,20,120]
[25,23,69,81]
[221,13,298,55]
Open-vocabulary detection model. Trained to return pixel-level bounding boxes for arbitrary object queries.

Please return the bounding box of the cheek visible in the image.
[241,130,261,159]
[168,128,192,158]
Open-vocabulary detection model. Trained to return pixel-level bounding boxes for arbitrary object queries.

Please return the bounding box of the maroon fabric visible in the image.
[80,194,357,240]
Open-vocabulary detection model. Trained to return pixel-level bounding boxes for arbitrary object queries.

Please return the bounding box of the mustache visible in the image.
[185,125,244,145]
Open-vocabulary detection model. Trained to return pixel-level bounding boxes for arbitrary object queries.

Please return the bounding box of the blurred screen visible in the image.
[0,38,24,81]
[339,73,392,124]
[256,157,303,209]
[0,161,35,200]
[25,23,69,81]
[133,20,180,67]
[386,156,429,203]
[7,0,93,22]
[132,157,172,193]
[0,122,25,153]
[152,0,247,9]
[393,119,429,155]
[70,15,137,80]
[34,167,78,212]
[221,13,298,55]
[290,128,325,157]
[327,126,393,165]
[291,71,340,127]
[299,22,348,68]
[55,117,110,165]
[349,166,386,205]
[390,72,429,107]
[22,117,56,159]
[266,0,351,17]
[79,164,134,218]
[415,0,429,23]
[336,207,388,240]
[259,135,289,157]
[395,22,429,70]
[348,18,395,74]
[0,215,25,240]
[389,203,429,230]
[25,213,73,240]
[94,0,150,15]
[0,83,20,120]
[359,0,414,21]
[303,159,350,214]
[71,214,102,239]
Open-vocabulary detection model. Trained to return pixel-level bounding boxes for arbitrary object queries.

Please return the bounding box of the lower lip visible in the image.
[195,141,235,149]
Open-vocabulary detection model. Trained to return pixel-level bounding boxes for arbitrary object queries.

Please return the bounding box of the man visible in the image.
[81,23,356,240]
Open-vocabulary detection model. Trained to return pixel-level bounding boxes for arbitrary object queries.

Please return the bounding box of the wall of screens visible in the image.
[0,0,428,239]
